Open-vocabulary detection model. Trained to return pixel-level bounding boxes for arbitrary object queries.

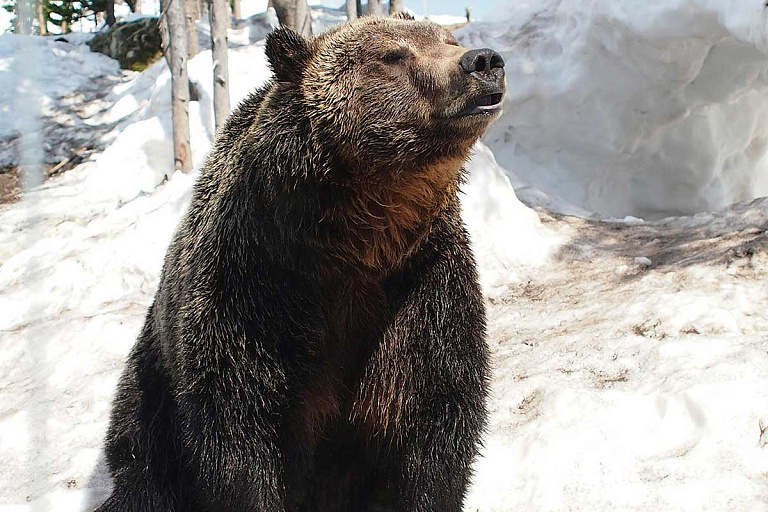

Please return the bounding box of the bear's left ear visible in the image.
[266,28,313,82]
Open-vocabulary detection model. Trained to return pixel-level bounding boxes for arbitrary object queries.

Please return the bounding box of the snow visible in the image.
[0,35,119,139]
[634,256,652,267]
[466,200,768,511]
[0,8,12,34]
[2,3,768,512]
[239,0,270,19]
[138,0,161,16]
[462,143,564,294]
[0,38,277,510]
[460,0,768,219]
[421,14,468,26]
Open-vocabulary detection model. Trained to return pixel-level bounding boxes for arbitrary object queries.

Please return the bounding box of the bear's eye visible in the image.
[381,49,411,64]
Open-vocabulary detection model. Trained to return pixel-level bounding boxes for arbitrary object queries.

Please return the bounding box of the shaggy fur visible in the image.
[96,14,505,512]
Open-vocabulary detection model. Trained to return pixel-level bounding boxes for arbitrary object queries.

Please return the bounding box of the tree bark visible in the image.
[345,0,356,20]
[163,0,192,172]
[16,0,32,34]
[106,0,116,26]
[272,0,296,30]
[389,0,403,15]
[272,0,310,35]
[232,0,241,20]
[295,0,311,36]
[208,0,230,133]
[367,0,382,17]
[37,0,48,34]
[183,0,200,57]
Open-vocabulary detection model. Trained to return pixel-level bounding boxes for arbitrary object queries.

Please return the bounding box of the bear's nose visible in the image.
[459,48,505,75]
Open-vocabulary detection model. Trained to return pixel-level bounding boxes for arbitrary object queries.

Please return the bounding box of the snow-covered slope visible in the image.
[459,0,768,219]
[0,35,119,139]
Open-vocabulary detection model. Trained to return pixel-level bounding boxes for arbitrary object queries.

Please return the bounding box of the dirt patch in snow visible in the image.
[490,200,768,349]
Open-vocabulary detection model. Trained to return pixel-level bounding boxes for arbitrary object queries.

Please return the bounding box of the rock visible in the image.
[88,17,163,71]
[634,257,652,267]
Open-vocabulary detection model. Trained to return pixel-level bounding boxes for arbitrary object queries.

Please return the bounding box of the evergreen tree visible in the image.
[1,0,108,34]
[45,0,87,33]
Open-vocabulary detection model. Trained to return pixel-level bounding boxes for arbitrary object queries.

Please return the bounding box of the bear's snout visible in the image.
[459,48,505,76]
[457,48,506,116]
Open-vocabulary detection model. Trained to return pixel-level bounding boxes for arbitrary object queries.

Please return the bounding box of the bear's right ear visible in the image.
[266,28,313,83]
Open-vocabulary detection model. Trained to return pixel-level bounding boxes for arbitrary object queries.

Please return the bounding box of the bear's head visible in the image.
[260,16,506,269]
[264,15,506,178]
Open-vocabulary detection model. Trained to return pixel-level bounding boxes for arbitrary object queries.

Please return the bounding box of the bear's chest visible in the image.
[293,277,390,443]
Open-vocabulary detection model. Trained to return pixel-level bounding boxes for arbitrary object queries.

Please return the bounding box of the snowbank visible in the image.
[0,39,277,510]
[462,143,562,294]
[459,0,768,219]
[239,0,270,19]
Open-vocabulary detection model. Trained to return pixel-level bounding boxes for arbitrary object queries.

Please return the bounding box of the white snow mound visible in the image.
[463,142,562,294]
[460,0,768,219]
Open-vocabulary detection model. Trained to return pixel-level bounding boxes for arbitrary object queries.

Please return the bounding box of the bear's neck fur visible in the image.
[211,82,474,277]
[319,156,464,271]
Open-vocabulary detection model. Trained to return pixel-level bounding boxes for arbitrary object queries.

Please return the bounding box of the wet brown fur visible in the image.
[322,156,464,269]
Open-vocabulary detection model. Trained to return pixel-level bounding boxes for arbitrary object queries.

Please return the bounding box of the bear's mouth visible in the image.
[461,92,505,116]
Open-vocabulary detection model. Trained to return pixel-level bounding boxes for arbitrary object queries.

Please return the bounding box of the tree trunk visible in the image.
[183,0,200,57]
[295,0,310,36]
[232,0,241,20]
[16,0,29,34]
[389,0,403,15]
[356,0,362,17]
[208,0,230,133]
[106,0,116,26]
[273,0,310,35]
[345,0,356,20]
[367,0,382,17]
[37,0,48,34]
[272,0,296,30]
[162,0,192,172]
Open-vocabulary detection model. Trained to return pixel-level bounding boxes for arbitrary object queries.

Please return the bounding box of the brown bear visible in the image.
[96,14,506,512]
